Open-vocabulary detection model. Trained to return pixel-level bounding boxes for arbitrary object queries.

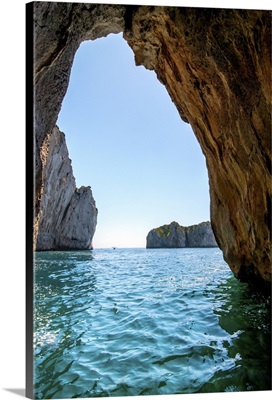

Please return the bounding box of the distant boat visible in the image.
[112,247,116,250]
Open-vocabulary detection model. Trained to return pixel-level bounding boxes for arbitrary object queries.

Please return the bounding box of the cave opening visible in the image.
[57,32,210,248]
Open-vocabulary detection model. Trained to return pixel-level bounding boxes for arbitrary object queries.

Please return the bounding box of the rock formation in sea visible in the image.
[146,221,218,248]
[30,3,271,288]
[35,126,98,250]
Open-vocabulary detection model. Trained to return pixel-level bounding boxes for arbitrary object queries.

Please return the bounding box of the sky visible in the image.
[57,32,210,248]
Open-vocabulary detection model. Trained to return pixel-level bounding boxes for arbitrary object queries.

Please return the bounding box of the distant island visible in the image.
[146,221,218,248]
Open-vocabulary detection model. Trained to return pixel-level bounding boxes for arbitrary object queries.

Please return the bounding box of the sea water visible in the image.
[33,248,271,398]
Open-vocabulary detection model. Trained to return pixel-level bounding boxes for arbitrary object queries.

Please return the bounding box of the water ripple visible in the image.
[34,248,271,398]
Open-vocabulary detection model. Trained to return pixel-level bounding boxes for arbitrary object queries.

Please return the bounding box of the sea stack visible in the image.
[35,126,98,251]
[146,221,218,248]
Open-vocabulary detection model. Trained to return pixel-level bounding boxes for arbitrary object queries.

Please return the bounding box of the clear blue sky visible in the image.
[57,32,210,248]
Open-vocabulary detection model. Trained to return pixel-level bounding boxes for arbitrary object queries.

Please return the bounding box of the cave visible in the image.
[29,2,271,289]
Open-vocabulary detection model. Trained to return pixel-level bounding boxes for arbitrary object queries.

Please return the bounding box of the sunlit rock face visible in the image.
[36,126,98,250]
[32,3,271,288]
[146,221,218,248]
[124,6,271,287]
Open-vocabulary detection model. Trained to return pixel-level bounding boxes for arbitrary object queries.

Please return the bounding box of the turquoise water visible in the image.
[34,248,271,398]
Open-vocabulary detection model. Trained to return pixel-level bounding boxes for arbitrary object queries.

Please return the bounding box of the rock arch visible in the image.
[30,3,271,288]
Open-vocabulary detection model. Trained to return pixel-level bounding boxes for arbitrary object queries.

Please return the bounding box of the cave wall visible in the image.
[123,6,272,287]
[31,2,271,288]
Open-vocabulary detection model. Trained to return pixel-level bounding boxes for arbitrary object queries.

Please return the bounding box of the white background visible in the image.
[0,0,270,399]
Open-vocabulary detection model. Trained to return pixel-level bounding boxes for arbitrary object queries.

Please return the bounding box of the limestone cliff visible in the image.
[146,221,217,248]
[30,3,271,288]
[36,126,98,250]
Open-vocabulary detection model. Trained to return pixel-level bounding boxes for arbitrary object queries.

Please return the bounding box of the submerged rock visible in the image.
[35,126,97,250]
[146,221,218,248]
